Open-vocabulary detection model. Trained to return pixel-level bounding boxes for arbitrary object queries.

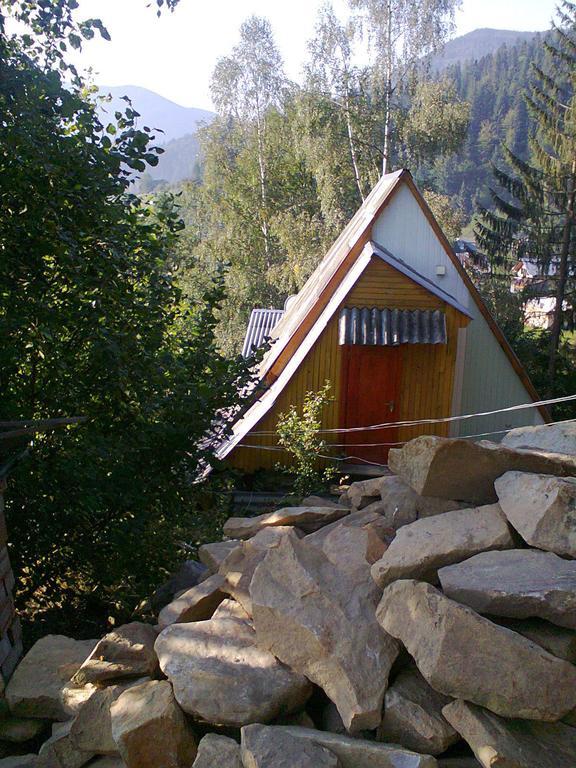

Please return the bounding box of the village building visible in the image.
[217,170,548,471]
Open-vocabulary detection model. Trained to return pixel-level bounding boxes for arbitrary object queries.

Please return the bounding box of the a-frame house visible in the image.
[217,170,548,471]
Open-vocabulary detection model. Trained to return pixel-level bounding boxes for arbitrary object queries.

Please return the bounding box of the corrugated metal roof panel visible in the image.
[339,308,447,346]
[241,308,285,358]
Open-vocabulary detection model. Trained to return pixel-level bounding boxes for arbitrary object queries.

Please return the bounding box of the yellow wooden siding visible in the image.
[230,258,467,471]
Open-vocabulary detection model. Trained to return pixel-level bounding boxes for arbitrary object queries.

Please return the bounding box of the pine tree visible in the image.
[476,1,576,392]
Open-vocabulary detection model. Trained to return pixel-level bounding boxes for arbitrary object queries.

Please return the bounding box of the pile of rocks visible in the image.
[2,422,576,767]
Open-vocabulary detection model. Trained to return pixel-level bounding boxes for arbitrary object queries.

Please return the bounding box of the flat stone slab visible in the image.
[242,726,437,768]
[388,436,576,504]
[376,580,576,721]
[73,623,158,685]
[198,540,240,573]
[503,421,576,456]
[438,549,576,629]
[158,574,226,629]
[491,617,576,662]
[155,615,312,727]
[377,668,458,755]
[223,507,349,539]
[371,504,513,588]
[495,471,576,557]
[192,734,242,768]
[6,635,97,721]
[443,699,576,768]
[250,534,399,732]
[241,724,340,768]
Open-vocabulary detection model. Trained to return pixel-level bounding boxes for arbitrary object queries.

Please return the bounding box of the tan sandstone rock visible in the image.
[502,421,576,455]
[241,726,438,768]
[438,549,576,629]
[0,718,47,743]
[192,734,242,768]
[492,617,576,662]
[110,680,197,768]
[211,598,251,622]
[198,540,240,573]
[73,623,158,685]
[241,723,341,768]
[443,699,576,768]
[36,721,93,768]
[377,668,458,755]
[250,533,399,732]
[6,636,97,721]
[371,504,513,588]
[155,614,312,727]
[376,580,576,721]
[495,471,576,557]
[388,436,576,504]
[158,574,226,629]
[307,511,392,574]
[223,506,349,540]
[218,526,301,615]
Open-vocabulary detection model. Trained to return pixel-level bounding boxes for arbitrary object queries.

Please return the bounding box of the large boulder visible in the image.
[198,541,240,573]
[110,680,197,768]
[443,699,576,768]
[151,560,208,611]
[377,668,458,755]
[6,636,97,721]
[211,598,251,622]
[495,471,576,557]
[192,734,242,768]
[371,504,513,588]
[503,421,576,456]
[376,580,576,721]
[492,617,576,663]
[218,526,301,615]
[250,533,399,732]
[223,507,349,540]
[241,723,341,768]
[438,549,576,629]
[158,575,226,629]
[240,726,438,768]
[155,615,312,727]
[388,436,576,504]
[72,624,158,685]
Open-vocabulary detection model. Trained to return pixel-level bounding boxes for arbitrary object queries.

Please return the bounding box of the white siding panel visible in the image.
[373,183,545,439]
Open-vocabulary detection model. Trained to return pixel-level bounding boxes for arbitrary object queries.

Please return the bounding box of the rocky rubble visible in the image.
[2,433,576,767]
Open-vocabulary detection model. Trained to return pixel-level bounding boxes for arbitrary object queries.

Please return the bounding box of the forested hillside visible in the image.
[427,33,547,214]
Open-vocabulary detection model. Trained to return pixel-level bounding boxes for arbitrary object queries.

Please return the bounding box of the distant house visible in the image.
[217,170,548,472]
[453,239,489,273]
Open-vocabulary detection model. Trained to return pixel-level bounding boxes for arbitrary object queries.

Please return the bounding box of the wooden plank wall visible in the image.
[230,258,467,471]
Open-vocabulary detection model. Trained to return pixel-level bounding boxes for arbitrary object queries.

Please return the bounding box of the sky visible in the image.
[70,0,558,110]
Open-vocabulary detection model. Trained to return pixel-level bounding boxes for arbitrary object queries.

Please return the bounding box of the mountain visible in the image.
[432,28,540,70]
[97,85,214,145]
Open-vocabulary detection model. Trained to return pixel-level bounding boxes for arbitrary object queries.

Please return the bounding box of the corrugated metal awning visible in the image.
[242,308,285,358]
[339,307,447,346]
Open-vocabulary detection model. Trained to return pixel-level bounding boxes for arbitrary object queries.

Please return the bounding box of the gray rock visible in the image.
[491,617,576,662]
[192,734,242,768]
[438,549,576,629]
[0,757,38,768]
[376,580,576,721]
[223,507,349,540]
[151,560,208,611]
[388,436,576,504]
[371,504,513,588]
[250,534,399,732]
[6,636,97,721]
[155,615,312,727]
[110,680,197,768]
[158,574,226,629]
[36,721,93,768]
[495,471,576,557]
[443,699,576,768]
[241,723,340,768]
[0,718,47,743]
[198,541,240,573]
[344,477,388,510]
[240,726,438,768]
[377,668,458,755]
[503,421,576,456]
[87,759,126,768]
[73,624,158,685]
[364,476,467,528]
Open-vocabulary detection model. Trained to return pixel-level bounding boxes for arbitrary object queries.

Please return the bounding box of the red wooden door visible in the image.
[340,346,402,465]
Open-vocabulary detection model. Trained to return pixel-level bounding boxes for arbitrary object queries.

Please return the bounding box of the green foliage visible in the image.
[275,383,338,498]
[0,0,250,638]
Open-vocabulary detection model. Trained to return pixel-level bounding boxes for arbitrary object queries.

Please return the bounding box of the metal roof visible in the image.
[339,307,447,346]
[241,308,284,358]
